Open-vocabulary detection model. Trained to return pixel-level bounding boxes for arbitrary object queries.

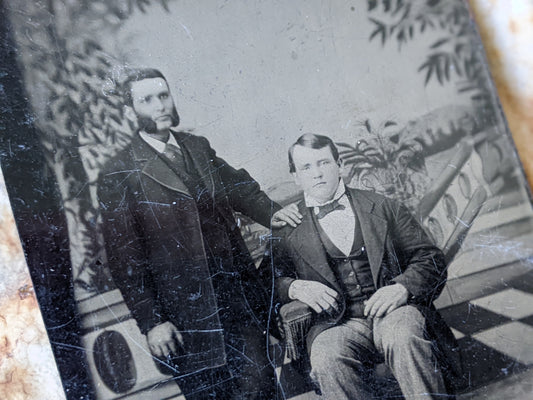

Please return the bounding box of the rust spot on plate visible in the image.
[0,207,22,261]
[0,289,63,399]
[0,335,13,358]
[470,1,533,189]
[18,284,33,300]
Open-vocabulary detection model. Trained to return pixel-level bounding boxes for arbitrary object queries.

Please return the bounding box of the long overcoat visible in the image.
[98,131,279,376]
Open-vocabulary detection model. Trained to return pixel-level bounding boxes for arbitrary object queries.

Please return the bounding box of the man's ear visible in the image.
[337,157,350,178]
[291,172,301,187]
[337,158,346,174]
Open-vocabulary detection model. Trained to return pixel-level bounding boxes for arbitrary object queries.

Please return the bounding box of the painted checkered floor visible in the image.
[440,271,533,393]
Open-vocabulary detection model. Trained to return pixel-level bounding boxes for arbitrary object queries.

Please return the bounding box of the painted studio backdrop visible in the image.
[2,1,533,399]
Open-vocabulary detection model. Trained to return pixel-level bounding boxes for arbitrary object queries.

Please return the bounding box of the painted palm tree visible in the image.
[338,119,427,211]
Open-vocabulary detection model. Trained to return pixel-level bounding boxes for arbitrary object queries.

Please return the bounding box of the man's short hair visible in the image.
[121,68,167,106]
[288,133,340,173]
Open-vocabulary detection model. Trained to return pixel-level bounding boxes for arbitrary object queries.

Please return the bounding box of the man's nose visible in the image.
[153,97,165,111]
[311,165,323,178]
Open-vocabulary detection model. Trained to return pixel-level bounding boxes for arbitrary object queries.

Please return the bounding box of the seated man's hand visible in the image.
[271,203,303,228]
[364,284,409,319]
[289,280,340,315]
[146,321,184,358]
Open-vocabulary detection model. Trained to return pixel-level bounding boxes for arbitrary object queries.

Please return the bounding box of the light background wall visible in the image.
[110,0,471,190]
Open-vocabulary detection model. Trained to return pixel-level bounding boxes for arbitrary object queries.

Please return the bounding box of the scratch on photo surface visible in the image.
[197,308,223,322]
[265,226,288,400]
[47,316,76,331]
[226,343,255,365]
[139,177,163,229]
[139,200,172,207]
[73,181,89,199]
[181,329,224,334]
[50,341,92,353]
[454,216,471,228]
[179,22,193,40]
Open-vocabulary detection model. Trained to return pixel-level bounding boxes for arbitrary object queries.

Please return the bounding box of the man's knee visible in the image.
[309,329,350,373]
[377,306,428,351]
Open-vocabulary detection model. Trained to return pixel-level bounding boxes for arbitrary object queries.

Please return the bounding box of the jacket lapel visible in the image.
[348,189,388,287]
[173,131,216,197]
[131,134,191,197]
[289,202,341,291]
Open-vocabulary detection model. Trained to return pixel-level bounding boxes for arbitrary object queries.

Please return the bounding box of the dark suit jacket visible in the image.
[98,131,280,375]
[271,188,462,389]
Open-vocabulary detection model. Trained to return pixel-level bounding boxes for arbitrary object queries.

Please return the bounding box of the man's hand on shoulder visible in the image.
[271,203,303,228]
[146,321,184,358]
[364,284,409,319]
[289,280,340,315]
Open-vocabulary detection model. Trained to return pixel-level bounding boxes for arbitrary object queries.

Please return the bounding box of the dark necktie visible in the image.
[162,142,187,170]
[315,199,346,219]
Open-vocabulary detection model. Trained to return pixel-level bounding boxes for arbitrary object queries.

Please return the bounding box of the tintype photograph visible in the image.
[1,1,533,399]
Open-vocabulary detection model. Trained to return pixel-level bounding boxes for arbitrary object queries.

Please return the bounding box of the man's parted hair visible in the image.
[121,68,167,106]
[288,133,340,173]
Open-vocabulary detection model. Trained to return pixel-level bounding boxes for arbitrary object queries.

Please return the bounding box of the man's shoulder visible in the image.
[272,199,308,242]
[346,188,410,222]
[101,146,136,176]
[349,187,403,207]
[173,130,211,148]
[348,187,384,200]
[272,224,295,242]
[97,145,141,195]
[348,187,384,205]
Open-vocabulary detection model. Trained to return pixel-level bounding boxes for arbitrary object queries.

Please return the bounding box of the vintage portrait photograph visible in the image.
[1,0,533,399]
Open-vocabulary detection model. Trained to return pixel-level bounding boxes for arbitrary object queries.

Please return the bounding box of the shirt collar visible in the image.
[139,130,179,154]
[304,180,347,208]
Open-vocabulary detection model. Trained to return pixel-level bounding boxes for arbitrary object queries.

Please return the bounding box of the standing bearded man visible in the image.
[97,68,299,399]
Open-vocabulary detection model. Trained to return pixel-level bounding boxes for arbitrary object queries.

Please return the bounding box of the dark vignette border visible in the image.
[0,3,94,399]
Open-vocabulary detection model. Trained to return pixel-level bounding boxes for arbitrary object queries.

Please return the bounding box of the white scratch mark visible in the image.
[180,22,193,40]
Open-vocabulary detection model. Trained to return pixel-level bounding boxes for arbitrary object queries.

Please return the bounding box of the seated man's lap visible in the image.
[309,305,428,371]
[310,317,376,374]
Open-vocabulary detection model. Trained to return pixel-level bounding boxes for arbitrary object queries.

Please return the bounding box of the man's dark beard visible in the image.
[137,107,180,134]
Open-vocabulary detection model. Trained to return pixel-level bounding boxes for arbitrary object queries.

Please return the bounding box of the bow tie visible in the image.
[315,199,346,219]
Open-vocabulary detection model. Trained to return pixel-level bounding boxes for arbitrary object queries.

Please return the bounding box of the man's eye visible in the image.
[160,93,169,99]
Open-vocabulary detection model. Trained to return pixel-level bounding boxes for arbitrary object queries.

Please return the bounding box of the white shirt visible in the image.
[139,130,180,154]
[304,181,356,257]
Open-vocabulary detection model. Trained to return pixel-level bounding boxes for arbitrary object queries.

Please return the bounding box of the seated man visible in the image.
[271,133,459,399]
